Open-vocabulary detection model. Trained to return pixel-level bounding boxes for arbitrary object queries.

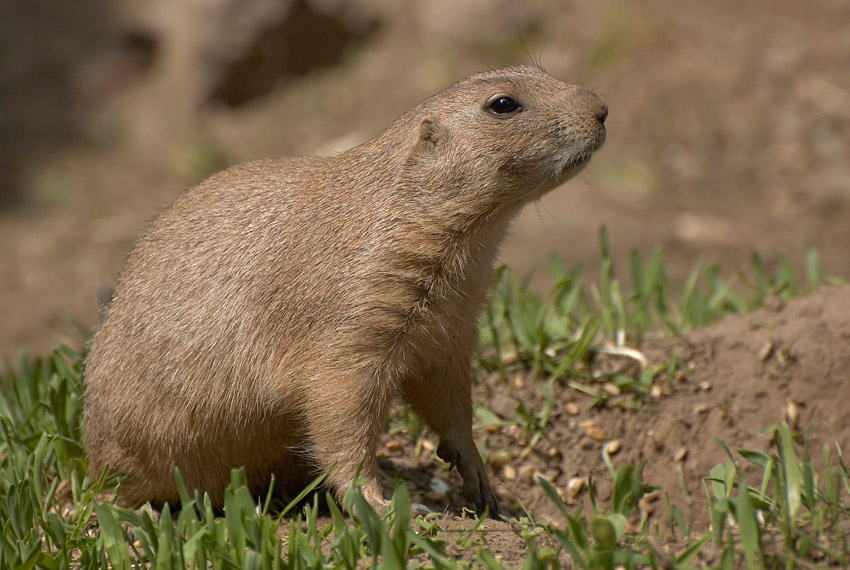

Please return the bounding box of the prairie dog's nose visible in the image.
[596,102,609,124]
[577,88,608,125]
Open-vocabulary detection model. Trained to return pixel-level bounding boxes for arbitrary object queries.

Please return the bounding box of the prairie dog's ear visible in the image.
[418,116,446,149]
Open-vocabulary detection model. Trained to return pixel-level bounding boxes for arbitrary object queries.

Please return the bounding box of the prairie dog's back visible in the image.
[89,157,371,403]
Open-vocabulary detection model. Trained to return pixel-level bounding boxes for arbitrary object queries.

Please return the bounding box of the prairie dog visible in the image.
[83,65,607,515]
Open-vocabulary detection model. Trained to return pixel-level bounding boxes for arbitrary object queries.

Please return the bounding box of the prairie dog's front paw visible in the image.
[438,441,499,517]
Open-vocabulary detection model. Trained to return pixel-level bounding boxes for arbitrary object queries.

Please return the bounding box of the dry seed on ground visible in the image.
[518,464,537,481]
[605,439,622,455]
[785,400,799,427]
[567,476,586,497]
[505,424,523,439]
[503,465,517,481]
[639,490,660,515]
[581,420,607,441]
[500,350,518,365]
[496,487,514,502]
[759,340,774,361]
[604,382,621,396]
[564,402,580,415]
[674,448,688,462]
[586,427,607,441]
[513,374,525,389]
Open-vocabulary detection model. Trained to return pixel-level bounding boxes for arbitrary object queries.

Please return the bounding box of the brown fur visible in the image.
[83,65,607,515]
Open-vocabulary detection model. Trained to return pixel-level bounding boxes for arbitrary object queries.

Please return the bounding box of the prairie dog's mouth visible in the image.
[558,134,604,178]
[560,153,592,178]
[587,125,607,152]
[577,129,606,161]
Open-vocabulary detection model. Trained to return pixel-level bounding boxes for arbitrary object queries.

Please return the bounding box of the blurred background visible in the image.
[1,0,848,359]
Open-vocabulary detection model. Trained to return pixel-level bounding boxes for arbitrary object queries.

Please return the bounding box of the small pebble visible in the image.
[429,477,449,496]
[699,381,712,392]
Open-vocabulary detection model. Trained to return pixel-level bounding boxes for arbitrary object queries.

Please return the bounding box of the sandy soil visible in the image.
[376,286,850,564]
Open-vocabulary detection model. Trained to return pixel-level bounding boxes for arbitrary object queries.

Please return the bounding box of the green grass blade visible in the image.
[674,530,713,566]
[734,471,761,569]
[280,465,332,517]
[538,476,570,519]
[805,241,823,287]
[777,422,803,519]
[94,503,131,570]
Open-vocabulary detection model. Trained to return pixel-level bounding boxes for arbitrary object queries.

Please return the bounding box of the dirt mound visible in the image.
[381,286,850,538]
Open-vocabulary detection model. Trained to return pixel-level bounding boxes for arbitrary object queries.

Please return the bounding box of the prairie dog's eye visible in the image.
[487,95,521,115]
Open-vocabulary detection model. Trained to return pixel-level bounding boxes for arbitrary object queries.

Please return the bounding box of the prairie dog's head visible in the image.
[403,65,607,216]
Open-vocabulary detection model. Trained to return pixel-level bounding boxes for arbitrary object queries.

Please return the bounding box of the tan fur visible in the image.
[83,65,607,514]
